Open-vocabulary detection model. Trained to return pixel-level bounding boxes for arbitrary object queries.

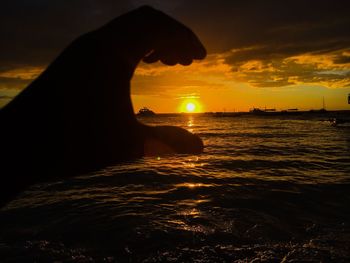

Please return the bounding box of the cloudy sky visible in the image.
[1,0,350,112]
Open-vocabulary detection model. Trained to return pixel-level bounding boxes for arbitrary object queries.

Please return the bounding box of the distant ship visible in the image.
[249,108,277,114]
[248,107,301,116]
[137,107,156,116]
[249,107,276,113]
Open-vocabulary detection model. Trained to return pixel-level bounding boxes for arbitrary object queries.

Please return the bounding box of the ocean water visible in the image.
[1,113,350,262]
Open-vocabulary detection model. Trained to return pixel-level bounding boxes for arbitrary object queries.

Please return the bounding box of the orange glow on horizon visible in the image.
[130,53,350,113]
[3,51,349,112]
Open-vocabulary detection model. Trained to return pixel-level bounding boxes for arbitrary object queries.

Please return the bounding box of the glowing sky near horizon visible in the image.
[1,0,350,112]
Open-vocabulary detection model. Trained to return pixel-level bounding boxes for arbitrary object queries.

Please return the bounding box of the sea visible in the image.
[1,112,350,262]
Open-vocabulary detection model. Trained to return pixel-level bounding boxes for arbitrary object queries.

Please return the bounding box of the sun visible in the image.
[179,99,202,113]
[186,102,196,112]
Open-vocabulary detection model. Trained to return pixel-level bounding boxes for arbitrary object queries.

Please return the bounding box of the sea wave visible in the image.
[1,114,350,262]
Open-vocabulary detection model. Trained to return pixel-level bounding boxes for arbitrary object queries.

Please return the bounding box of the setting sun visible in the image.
[179,99,202,113]
[186,102,196,112]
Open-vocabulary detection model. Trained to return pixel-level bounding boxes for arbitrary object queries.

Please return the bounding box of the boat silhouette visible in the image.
[137,107,156,116]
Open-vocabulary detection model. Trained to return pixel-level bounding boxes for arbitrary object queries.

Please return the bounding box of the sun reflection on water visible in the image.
[175,183,214,189]
[187,116,194,133]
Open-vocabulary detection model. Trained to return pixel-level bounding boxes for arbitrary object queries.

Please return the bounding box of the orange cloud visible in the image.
[0,66,44,80]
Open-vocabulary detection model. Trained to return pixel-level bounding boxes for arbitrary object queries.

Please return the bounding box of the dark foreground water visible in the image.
[1,113,350,262]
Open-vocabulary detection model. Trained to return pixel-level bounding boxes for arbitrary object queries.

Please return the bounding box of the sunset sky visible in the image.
[1,0,350,112]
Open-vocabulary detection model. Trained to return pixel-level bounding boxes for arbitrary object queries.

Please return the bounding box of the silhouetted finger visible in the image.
[194,44,206,60]
[179,57,193,66]
[160,57,177,66]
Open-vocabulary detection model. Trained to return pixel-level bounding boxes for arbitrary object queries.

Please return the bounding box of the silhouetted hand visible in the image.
[94,5,206,69]
[140,7,206,65]
[0,6,206,206]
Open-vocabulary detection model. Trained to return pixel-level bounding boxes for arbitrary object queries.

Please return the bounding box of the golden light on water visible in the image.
[176,183,213,188]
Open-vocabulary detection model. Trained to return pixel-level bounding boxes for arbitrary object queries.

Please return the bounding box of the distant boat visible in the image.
[249,108,265,113]
[249,108,276,114]
[137,107,156,116]
[248,107,301,116]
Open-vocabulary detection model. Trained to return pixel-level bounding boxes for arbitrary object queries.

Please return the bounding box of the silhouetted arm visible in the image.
[0,6,206,207]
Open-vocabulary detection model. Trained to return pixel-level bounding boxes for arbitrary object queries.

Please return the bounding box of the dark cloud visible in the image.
[222,50,350,88]
[225,45,350,70]
[0,0,349,91]
[185,0,350,52]
[0,0,134,70]
[1,0,349,69]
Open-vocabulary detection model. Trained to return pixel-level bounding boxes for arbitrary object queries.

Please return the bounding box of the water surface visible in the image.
[1,113,350,262]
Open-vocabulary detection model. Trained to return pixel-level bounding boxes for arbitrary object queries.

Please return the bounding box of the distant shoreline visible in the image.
[137,109,350,117]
